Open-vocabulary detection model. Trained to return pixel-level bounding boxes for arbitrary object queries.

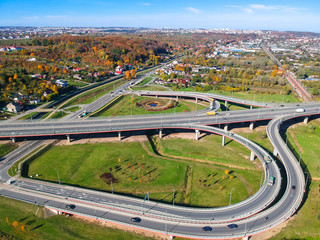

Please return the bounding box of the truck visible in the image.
[206,111,216,116]
[268,176,275,186]
[296,108,305,113]
[264,155,272,163]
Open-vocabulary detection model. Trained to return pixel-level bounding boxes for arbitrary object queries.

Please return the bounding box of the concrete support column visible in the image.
[118,131,121,141]
[159,129,163,139]
[155,95,158,98]
[225,100,228,107]
[249,122,254,131]
[250,105,253,110]
[66,135,70,143]
[242,237,249,240]
[224,124,229,131]
[176,96,178,101]
[222,135,225,147]
[250,151,255,161]
[304,116,309,124]
[195,130,200,141]
[11,137,16,143]
[196,98,198,104]
[273,148,278,157]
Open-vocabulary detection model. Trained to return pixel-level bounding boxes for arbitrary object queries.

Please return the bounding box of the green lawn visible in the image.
[286,119,320,178]
[158,134,262,170]
[0,143,17,158]
[136,77,153,86]
[18,112,39,120]
[270,181,320,240]
[0,196,154,240]
[25,139,261,207]
[64,106,81,112]
[93,95,207,117]
[49,111,69,119]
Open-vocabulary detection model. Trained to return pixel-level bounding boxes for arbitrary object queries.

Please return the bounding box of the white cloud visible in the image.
[142,3,151,6]
[185,7,201,14]
[228,4,305,14]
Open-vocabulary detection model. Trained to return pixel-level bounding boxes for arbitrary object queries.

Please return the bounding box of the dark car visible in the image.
[227,224,238,229]
[65,204,76,210]
[202,226,212,232]
[131,217,141,223]
[292,185,296,190]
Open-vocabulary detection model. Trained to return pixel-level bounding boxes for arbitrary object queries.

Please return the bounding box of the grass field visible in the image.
[285,119,320,179]
[270,181,320,240]
[25,138,261,207]
[0,143,17,158]
[157,134,262,170]
[64,106,81,112]
[93,95,208,117]
[136,77,153,86]
[18,112,39,120]
[49,111,69,119]
[0,196,154,240]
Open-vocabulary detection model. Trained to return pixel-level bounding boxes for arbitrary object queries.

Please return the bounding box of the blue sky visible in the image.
[1,0,320,32]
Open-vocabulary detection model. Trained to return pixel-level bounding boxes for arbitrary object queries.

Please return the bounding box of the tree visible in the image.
[224,170,229,175]
[20,49,28,55]
[271,69,278,77]
[130,69,136,79]
[125,70,131,80]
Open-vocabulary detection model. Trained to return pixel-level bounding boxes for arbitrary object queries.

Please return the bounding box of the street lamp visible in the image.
[229,188,234,205]
[172,189,175,205]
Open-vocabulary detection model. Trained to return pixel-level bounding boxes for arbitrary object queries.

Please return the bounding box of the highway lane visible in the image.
[0,88,318,238]
[0,103,319,138]
[0,124,280,224]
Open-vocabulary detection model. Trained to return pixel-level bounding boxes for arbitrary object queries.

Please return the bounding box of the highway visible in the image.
[0,82,319,238]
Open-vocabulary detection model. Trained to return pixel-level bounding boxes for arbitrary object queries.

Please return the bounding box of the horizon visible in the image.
[1,0,320,33]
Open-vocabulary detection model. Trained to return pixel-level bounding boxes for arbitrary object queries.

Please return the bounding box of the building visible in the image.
[6,102,22,113]
[55,79,68,87]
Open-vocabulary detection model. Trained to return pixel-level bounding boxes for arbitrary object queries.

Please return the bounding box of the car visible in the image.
[292,185,296,190]
[131,217,141,223]
[65,204,76,210]
[227,224,238,229]
[202,226,212,232]
[226,113,230,116]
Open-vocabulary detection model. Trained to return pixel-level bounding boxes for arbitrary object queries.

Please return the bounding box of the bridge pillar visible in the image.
[224,124,229,131]
[195,130,200,141]
[176,96,178,101]
[66,135,70,143]
[242,237,250,240]
[250,105,253,110]
[249,122,254,131]
[222,135,225,147]
[225,100,228,107]
[196,98,198,104]
[250,151,255,161]
[273,148,278,157]
[304,116,309,124]
[159,129,163,139]
[118,131,121,141]
[11,137,16,143]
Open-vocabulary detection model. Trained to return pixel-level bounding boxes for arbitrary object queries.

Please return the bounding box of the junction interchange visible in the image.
[0,71,319,239]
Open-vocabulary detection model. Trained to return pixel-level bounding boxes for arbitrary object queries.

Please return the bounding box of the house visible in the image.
[55,79,68,87]
[73,74,82,80]
[43,89,53,97]
[6,102,22,113]
[115,70,122,75]
[29,98,40,104]
[28,58,37,62]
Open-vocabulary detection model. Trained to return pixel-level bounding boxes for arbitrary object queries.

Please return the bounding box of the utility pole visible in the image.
[172,189,175,206]
[229,188,234,205]
[56,170,60,185]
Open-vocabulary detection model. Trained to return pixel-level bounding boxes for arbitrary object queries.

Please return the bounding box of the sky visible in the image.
[1,0,320,32]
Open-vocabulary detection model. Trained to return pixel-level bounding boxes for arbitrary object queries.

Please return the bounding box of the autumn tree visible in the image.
[125,70,131,80]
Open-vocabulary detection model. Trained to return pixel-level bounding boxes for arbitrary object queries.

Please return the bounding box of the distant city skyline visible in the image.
[1,0,320,33]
